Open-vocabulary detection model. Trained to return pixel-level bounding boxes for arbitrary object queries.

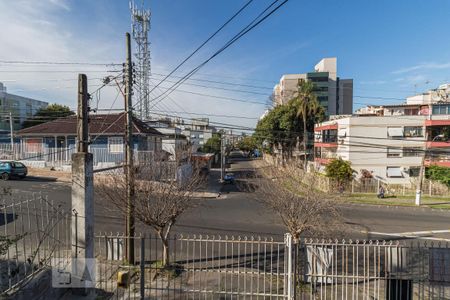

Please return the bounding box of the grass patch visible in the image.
[344,193,450,209]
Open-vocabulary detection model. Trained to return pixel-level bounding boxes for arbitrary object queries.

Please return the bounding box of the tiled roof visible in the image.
[17,113,162,136]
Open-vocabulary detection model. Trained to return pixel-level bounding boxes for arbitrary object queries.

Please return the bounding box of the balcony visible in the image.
[425,158,450,167]
[314,142,338,148]
[314,157,332,165]
[426,126,450,147]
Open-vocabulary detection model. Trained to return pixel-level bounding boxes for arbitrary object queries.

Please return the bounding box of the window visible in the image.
[13,162,25,168]
[108,137,123,153]
[199,141,204,145]
[404,126,423,137]
[404,108,419,116]
[191,134,196,138]
[409,167,420,177]
[387,127,404,138]
[25,138,43,153]
[387,147,402,157]
[386,166,403,178]
[403,147,422,157]
[199,134,204,139]
[432,104,450,115]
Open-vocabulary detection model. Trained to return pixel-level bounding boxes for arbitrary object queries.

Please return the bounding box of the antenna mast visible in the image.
[130,0,151,120]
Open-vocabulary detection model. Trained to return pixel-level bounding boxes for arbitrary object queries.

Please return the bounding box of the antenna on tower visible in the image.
[130,0,151,120]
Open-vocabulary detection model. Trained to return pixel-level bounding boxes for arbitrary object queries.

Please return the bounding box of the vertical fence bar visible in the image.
[140,235,145,300]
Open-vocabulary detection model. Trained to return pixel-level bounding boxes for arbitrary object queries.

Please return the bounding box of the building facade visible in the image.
[314,104,450,184]
[180,118,216,152]
[0,82,48,133]
[273,58,353,117]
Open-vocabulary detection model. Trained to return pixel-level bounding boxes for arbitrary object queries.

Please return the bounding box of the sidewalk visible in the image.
[193,168,224,199]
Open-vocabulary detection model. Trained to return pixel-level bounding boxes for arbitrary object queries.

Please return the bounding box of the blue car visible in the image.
[223,173,235,184]
[0,161,28,180]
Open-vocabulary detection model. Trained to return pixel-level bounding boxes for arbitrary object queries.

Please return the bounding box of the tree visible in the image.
[290,79,324,169]
[254,163,341,242]
[199,133,221,153]
[96,160,204,267]
[22,104,75,128]
[325,158,354,188]
[237,136,256,152]
[426,165,450,187]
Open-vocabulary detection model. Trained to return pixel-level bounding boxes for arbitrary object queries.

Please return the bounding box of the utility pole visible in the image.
[71,74,94,295]
[125,32,135,264]
[220,133,224,181]
[9,112,14,158]
[416,103,432,206]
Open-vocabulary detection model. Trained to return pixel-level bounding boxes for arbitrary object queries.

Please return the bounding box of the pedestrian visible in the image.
[377,185,385,199]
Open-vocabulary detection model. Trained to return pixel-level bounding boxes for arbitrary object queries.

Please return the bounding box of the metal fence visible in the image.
[93,233,450,299]
[95,233,290,299]
[0,191,71,295]
[0,143,157,169]
[299,239,450,300]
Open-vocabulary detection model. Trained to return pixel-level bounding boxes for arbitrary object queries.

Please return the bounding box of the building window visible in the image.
[432,104,450,115]
[108,137,123,153]
[25,138,43,153]
[404,108,419,115]
[199,134,204,139]
[386,166,403,178]
[404,126,423,137]
[409,167,420,177]
[387,127,404,138]
[403,147,422,157]
[191,134,196,138]
[199,141,204,145]
[387,147,402,157]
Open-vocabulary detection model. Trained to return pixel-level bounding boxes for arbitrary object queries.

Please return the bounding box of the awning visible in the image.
[387,127,404,137]
[338,129,347,138]
[386,167,403,178]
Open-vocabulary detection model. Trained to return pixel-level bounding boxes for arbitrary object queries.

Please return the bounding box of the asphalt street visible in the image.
[2,158,450,241]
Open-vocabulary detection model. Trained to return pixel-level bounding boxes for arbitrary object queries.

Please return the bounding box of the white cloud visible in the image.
[392,62,450,74]
[0,0,268,129]
[359,80,387,85]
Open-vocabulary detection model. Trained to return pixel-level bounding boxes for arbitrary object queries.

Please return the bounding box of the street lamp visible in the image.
[415,134,444,206]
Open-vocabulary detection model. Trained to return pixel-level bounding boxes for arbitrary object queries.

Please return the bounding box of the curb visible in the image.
[343,202,450,214]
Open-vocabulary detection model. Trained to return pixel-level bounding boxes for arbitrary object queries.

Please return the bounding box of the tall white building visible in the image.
[0,82,48,133]
[315,102,450,184]
[273,58,353,117]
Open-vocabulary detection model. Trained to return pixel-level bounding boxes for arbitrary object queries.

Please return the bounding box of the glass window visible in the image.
[108,137,124,153]
[387,127,404,138]
[13,162,25,168]
[386,167,403,178]
[409,167,420,177]
[404,126,423,137]
[387,147,402,157]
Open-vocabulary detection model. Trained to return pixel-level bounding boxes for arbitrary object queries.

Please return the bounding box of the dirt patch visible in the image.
[27,167,71,183]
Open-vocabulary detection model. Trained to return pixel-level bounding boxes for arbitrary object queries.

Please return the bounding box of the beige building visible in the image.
[273,58,353,117]
[315,103,450,184]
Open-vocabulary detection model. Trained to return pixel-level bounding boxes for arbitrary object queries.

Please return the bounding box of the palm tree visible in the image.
[290,79,323,169]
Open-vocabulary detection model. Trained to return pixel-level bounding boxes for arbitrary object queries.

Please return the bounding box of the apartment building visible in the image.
[0,82,48,133]
[273,58,353,117]
[180,118,216,153]
[314,103,450,184]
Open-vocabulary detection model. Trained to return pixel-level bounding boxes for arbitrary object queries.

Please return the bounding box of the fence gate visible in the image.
[95,233,291,299]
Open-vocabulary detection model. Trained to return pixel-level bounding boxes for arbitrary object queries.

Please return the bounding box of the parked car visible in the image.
[223,173,235,184]
[0,161,28,180]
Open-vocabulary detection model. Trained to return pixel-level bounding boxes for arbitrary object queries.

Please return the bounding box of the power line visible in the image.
[148,0,254,96]
[143,0,289,110]
[0,60,121,66]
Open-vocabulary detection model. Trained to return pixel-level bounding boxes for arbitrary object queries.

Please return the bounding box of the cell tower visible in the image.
[130,0,151,120]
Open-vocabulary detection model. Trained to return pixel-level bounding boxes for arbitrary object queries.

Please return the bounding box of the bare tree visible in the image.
[254,163,342,242]
[96,158,205,266]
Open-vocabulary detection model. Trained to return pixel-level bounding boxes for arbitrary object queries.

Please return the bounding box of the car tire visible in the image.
[1,173,9,181]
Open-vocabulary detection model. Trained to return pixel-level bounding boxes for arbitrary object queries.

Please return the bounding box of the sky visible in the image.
[1,0,450,130]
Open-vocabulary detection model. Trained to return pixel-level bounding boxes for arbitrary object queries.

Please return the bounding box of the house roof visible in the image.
[17,113,163,136]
